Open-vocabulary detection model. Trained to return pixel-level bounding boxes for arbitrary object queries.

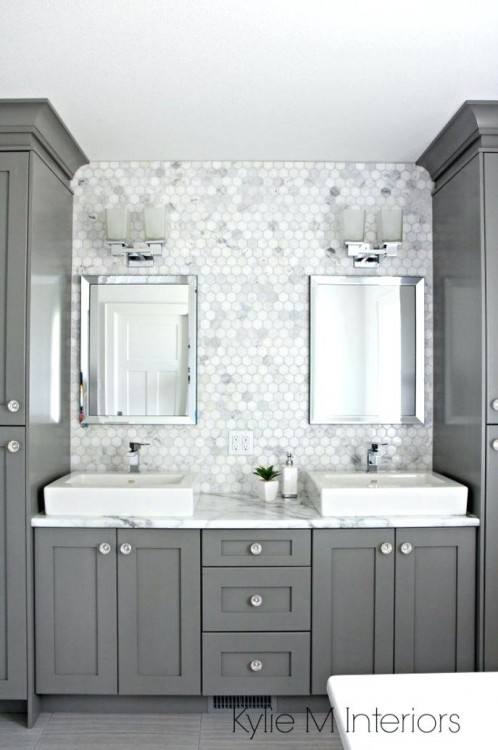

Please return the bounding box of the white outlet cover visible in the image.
[228,431,254,456]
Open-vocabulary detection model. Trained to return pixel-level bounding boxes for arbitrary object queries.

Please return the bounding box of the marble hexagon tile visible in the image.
[71,161,433,495]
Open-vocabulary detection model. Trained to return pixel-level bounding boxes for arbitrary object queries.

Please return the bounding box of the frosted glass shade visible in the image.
[144,206,167,241]
[377,208,403,243]
[342,209,365,242]
[105,207,129,242]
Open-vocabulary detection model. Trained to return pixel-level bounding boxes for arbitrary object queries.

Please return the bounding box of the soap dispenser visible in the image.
[281,452,298,498]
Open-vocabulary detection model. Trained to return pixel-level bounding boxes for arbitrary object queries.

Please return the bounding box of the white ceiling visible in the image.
[2,0,498,163]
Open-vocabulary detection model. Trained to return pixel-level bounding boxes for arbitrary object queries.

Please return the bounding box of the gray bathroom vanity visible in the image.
[31,496,478,706]
[0,97,494,727]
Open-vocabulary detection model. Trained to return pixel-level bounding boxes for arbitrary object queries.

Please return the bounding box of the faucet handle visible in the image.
[129,442,150,452]
[371,442,388,450]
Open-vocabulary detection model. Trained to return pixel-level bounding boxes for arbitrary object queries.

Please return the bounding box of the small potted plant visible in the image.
[253,465,280,503]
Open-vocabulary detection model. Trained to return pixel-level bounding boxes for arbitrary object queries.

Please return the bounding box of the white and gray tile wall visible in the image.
[71,161,433,494]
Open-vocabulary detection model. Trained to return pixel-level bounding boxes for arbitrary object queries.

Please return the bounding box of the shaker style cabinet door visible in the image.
[117,529,201,695]
[312,529,395,694]
[0,153,28,425]
[35,528,118,694]
[485,428,498,668]
[485,154,498,423]
[0,428,26,698]
[394,527,476,673]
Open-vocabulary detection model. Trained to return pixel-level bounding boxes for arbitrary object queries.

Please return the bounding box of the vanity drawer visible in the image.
[202,529,310,566]
[202,632,310,695]
[203,567,310,631]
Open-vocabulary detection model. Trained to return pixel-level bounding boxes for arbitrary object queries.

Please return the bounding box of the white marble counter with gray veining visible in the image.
[31,492,480,529]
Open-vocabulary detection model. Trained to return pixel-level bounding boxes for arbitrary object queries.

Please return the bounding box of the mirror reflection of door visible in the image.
[106,303,188,416]
[310,276,423,424]
[89,285,189,417]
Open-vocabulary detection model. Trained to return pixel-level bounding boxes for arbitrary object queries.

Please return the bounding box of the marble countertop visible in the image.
[31,492,480,529]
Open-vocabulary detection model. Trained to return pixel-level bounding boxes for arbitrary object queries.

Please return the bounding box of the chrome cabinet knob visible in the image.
[249,542,263,556]
[492,439,498,452]
[98,542,112,555]
[7,399,20,413]
[120,542,132,555]
[249,659,263,672]
[379,542,393,555]
[250,594,263,608]
[492,399,498,412]
[400,542,413,555]
[7,440,21,453]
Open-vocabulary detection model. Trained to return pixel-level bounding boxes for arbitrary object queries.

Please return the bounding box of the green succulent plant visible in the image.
[253,465,280,482]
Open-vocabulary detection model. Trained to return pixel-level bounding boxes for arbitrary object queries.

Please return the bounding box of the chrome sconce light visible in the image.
[105,206,168,267]
[343,207,403,268]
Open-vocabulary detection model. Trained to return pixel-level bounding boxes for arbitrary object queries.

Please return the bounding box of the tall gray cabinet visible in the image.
[418,100,498,671]
[0,101,87,722]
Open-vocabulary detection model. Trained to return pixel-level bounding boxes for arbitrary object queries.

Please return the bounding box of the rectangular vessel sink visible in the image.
[306,471,468,517]
[44,472,195,517]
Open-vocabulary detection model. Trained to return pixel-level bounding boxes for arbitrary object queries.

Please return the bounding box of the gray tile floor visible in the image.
[0,712,344,749]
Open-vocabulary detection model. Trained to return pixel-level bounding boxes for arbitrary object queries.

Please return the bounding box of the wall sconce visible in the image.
[105,206,168,267]
[343,207,403,268]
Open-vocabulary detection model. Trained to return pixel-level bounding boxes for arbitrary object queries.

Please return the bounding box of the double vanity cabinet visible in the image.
[33,523,477,699]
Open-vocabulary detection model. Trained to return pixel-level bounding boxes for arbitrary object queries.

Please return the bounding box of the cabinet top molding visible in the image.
[0,99,88,180]
[417,100,498,181]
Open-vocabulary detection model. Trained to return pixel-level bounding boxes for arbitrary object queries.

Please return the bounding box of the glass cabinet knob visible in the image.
[120,542,132,555]
[7,399,20,413]
[7,440,21,454]
[492,439,498,452]
[249,542,263,556]
[400,542,413,555]
[249,659,263,672]
[379,542,393,555]
[98,542,112,555]
[250,594,263,607]
[492,399,498,412]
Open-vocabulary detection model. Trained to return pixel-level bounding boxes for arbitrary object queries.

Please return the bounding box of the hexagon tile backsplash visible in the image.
[71,161,433,495]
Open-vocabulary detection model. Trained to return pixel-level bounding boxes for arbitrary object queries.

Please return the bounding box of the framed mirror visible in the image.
[80,275,197,425]
[309,276,424,424]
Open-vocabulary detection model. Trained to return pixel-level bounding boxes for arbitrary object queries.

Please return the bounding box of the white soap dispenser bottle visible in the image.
[281,452,298,498]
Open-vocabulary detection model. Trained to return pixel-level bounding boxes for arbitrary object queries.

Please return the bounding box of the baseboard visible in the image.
[37,694,328,714]
[274,695,330,712]
[0,700,26,714]
[39,695,209,713]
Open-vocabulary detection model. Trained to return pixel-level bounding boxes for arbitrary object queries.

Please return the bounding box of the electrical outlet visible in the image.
[228,430,254,456]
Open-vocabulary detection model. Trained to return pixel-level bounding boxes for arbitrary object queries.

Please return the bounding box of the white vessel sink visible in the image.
[44,472,195,517]
[306,471,468,517]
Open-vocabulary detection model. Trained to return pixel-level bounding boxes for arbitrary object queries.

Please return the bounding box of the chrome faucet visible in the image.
[367,442,387,473]
[127,442,149,473]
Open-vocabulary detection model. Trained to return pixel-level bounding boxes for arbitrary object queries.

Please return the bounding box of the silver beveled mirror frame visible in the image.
[80,274,197,425]
[309,275,425,425]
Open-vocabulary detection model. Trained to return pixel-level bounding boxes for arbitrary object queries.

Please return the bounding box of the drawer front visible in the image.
[203,632,310,695]
[203,567,310,631]
[202,529,310,566]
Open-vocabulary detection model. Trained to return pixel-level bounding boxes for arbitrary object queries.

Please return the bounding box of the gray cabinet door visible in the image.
[117,530,201,695]
[485,153,498,422]
[35,528,118,694]
[0,428,26,699]
[312,529,395,694]
[0,153,28,425]
[485,429,498,668]
[394,528,476,673]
